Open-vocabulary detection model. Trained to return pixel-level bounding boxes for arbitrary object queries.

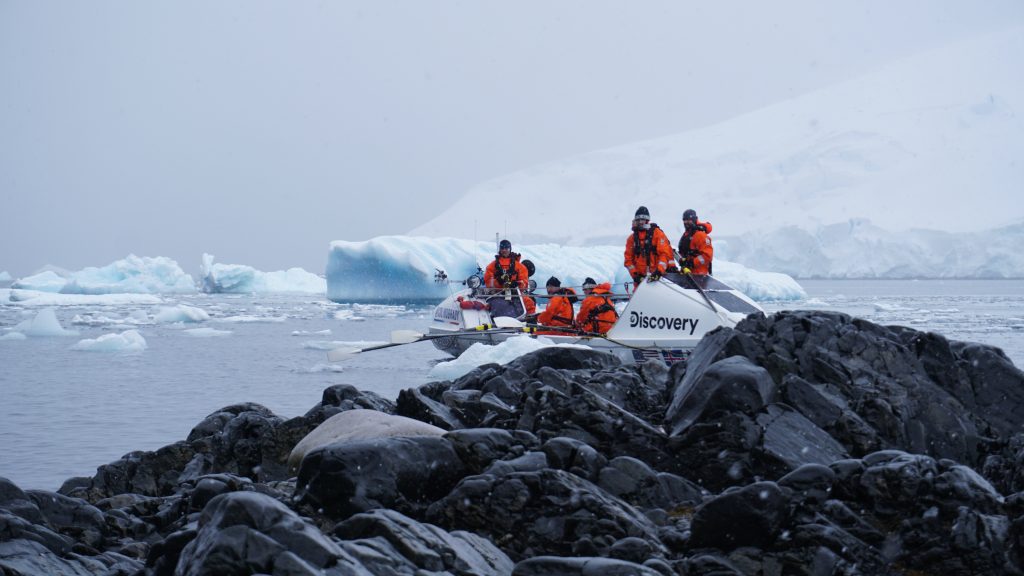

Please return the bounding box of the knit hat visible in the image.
[546,276,561,288]
[682,209,697,221]
[499,239,512,250]
[582,277,597,290]
[634,206,650,221]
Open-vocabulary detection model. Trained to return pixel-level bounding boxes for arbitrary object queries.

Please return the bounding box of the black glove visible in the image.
[523,314,539,323]
[632,274,644,285]
[648,272,662,282]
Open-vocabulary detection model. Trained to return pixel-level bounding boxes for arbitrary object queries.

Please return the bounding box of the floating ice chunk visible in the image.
[292,329,332,336]
[428,334,589,381]
[7,290,164,307]
[154,305,210,323]
[200,253,326,294]
[13,308,79,336]
[301,363,347,373]
[0,332,27,340]
[183,327,233,338]
[0,271,12,283]
[213,315,287,323]
[72,329,147,352]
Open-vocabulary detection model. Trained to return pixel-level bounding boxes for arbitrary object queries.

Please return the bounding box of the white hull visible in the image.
[428,272,763,365]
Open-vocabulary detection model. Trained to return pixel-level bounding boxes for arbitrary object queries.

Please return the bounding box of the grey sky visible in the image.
[2,1,1022,278]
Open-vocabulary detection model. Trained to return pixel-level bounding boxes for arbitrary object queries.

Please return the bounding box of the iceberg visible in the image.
[0,271,12,283]
[72,329,147,352]
[326,235,805,303]
[13,309,79,337]
[12,255,195,294]
[200,254,326,294]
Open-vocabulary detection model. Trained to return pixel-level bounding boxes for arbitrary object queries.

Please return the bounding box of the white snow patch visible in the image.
[429,334,589,381]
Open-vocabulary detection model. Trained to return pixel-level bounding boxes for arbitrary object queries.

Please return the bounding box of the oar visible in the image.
[326,326,517,361]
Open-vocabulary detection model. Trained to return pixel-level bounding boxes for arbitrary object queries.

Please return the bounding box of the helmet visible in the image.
[682,209,697,222]
[522,259,536,277]
[499,239,512,251]
[634,206,650,221]
[546,276,561,288]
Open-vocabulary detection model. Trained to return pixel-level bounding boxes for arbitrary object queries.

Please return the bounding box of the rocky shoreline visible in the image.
[2,310,1023,575]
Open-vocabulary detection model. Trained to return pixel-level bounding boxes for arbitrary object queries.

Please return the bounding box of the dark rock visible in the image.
[395,386,466,430]
[445,428,540,474]
[334,508,513,575]
[426,468,666,561]
[0,539,143,576]
[689,481,791,550]
[513,555,664,575]
[295,435,466,519]
[777,463,835,505]
[542,437,608,482]
[484,451,549,476]
[175,491,342,575]
[504,346,623,374]
[756,403,848,473]
[598,456,703,511]
[665,355,776,437]
[26,490,107,549]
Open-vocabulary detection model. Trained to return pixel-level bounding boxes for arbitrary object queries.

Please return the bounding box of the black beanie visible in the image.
[634,206,650,220]
[582,277,597,289]
[546,276,561,288]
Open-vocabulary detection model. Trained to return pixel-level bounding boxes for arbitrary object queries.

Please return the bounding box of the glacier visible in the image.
[200,253,326,294]
[326,235,805,303]
[409,26,1024,279]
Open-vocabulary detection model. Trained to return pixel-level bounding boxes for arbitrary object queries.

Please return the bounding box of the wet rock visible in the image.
[0,539,142,576]
[597,456,703,511]
[395,386,466,430]
[26,490,106,549]
[689,481,791,550]
[426,468,666,561]
[504,346,623,374]
[756,403,848,473]
[334,508,513,575]
[175,491,342,575]
[513,555,665,575]
[541,437,608,483]
[295,435,466,520]
[665,355,777,437]
[444,428,540,474]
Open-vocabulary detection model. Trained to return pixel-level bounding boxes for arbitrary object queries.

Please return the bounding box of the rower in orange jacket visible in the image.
[677,209,714,275]
[483,239,530,291]
[576,277,618,334]
[536,276,577,335]
[624,206,674,285]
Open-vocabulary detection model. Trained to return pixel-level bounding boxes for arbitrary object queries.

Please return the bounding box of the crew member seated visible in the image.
[483,239,530,318]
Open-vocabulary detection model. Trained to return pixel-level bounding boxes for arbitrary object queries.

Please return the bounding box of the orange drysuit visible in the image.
[678,220,713,275]
[537,288,576,334]
[625,225,673,280]
[484,254,530,291]
[576,283,618,334]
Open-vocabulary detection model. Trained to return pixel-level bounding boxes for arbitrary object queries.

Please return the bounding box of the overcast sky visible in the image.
[2,1,1022,277]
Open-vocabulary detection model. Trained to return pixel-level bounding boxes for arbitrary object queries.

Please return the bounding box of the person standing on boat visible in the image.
[484,239,530,291]
[534,276,577,334]
[625,206,674,285]
[576,277,618,334]
[677,209,714,275]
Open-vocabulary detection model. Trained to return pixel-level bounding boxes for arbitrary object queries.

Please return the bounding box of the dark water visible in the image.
[1,279,1021,491]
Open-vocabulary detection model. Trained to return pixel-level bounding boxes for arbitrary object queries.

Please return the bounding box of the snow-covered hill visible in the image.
[410,26,1024,277]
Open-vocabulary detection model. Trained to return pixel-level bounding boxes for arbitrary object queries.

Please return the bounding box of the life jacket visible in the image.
[484,253,528,290]
[679,221,713,275]
[632,224,662,268]
[625,225,672,276]
[576,283,618,334]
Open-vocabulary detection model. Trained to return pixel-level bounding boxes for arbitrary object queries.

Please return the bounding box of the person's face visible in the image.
[499,247,510,257]
[547,285,558,295]
[584,286,594,295]
[684,218,696,230]
[632,218,646,229]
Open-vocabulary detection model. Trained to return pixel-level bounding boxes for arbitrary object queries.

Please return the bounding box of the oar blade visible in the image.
[493,316,524,328]
[390,329,426,344]
[327,347,361,362]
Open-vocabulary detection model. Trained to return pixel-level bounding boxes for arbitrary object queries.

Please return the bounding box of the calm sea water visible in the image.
[1,279,1022,491]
